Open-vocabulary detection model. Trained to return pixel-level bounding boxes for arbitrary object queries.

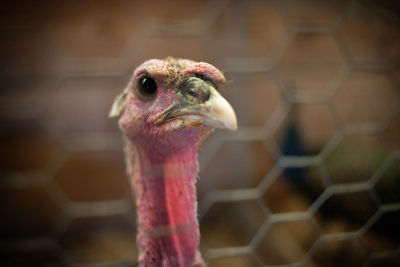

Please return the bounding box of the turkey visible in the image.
[110,57,237,267]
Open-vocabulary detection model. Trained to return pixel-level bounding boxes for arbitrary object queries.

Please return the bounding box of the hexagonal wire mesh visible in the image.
[0,0,399,266]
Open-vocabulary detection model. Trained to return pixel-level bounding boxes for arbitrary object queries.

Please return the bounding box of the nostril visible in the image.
[183,77,211,103]
[198,86,210,102]
[187,87,198,97]
[188,85,210,102]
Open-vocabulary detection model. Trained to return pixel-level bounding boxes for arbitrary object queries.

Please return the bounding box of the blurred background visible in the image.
[1,0,399,266]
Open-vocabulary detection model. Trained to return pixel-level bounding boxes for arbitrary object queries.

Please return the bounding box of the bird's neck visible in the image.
[126,137,201,267]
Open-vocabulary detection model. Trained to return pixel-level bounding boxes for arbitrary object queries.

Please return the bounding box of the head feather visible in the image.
[109,90,128,118]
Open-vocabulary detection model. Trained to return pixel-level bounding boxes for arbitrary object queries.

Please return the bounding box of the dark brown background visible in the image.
[1,0,400,266]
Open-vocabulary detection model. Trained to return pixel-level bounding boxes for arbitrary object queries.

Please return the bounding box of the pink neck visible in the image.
[126,137,200,267]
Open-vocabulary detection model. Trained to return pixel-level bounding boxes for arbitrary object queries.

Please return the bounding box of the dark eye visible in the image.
[137,76,157,99]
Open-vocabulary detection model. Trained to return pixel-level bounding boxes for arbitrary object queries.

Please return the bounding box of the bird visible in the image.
[109,57,237,267]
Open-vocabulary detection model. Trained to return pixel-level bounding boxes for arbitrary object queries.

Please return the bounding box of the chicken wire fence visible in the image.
[1,0,400,266]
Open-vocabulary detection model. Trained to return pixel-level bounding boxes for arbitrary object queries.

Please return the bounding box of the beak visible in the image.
[160,77,237,131]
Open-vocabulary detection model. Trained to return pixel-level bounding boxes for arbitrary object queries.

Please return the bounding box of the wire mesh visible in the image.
[0,0,399,266]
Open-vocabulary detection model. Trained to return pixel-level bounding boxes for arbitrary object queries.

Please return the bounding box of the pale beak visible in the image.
[160,77,237,131]
[194,86,237,130]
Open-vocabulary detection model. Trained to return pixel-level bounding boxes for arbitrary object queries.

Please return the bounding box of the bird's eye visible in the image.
[137,76,157,100]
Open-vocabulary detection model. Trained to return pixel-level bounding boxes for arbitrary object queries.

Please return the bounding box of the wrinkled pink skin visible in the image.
[119,59,225,267]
